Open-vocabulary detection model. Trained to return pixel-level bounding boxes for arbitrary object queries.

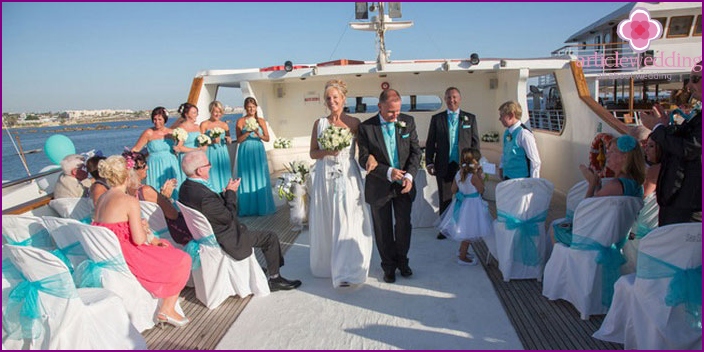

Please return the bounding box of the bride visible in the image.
[308,79,373,288]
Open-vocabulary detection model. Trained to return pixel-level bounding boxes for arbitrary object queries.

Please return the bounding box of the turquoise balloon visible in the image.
[44,134,76,165]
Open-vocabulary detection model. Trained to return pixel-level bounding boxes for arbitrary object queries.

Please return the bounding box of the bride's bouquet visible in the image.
[208,127,226,139]
[172,127,188,143]
[243,118,259,132]
[196,134,212,147]
[317,125,352,151]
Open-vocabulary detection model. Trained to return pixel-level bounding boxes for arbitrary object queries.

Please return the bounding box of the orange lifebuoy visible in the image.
[589,133,615,177]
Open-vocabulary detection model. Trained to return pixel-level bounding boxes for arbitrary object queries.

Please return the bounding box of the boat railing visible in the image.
[552,42,643,75]
[528,109,565,133]
[2,168,61,189]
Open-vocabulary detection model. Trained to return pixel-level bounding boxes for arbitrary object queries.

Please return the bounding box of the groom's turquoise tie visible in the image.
[448,112,459,163]
[382,121,400,169]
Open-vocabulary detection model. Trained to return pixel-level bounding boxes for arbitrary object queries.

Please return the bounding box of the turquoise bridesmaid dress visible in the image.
[206,131,232,193]
[236,127,276,216]
[178,131,201,180]
[146,138,183,201]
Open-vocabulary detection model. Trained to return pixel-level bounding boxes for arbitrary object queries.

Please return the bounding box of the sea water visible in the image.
[2,114,241,182]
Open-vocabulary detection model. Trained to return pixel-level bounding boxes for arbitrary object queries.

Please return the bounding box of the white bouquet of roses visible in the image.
[208,127,226,139]
[243,118,259,132]
[276,172,303,201]
[274,137,292,149]
[481,131,500,143]
[172,127,188,143]
[196,133,212,147]
[317,125,352,151]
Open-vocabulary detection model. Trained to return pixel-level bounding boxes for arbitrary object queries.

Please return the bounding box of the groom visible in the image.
[357,89,421,283]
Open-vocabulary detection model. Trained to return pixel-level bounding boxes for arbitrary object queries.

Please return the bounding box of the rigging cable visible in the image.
[328,14,354,61]
[2,116,32,177]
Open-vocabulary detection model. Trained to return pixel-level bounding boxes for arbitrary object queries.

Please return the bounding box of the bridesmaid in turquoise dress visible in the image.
[235,97,276,216]
[173,103,207,181]
[131,106,183,201]
[200,101,232,193]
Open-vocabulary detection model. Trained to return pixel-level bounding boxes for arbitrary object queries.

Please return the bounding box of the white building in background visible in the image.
[63,109,134,119]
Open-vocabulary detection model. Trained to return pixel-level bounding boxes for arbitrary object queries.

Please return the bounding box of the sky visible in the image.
[2,1,628,113]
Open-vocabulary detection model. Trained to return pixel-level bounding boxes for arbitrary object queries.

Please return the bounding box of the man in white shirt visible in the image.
[498,101,541,179]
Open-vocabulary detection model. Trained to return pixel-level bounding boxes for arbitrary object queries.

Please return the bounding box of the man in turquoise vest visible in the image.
[498,101,541,180]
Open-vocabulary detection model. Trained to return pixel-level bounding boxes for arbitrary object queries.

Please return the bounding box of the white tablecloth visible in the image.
[411,170,440,228]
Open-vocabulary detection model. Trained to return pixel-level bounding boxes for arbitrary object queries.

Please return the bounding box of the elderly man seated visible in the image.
[53,154,92,199]
[178,150,302,292]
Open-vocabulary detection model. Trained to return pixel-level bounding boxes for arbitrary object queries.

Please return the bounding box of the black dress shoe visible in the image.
[269,276,302,292]
[383,271,396,283]
[399,265,413,277]
[437,233,447,240]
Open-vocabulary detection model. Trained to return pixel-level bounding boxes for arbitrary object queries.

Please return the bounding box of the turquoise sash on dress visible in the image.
[637,252,702,329]
[184,234,219,270]
[2,229,53,249]
[497,209,548,266]
[571,234,627,307]
[453,192,479,222]
[74,255,129,288]
[2,270,78,340]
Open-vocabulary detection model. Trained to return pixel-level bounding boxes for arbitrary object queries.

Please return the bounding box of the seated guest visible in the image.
[93,155,191,327]
[54,154,92,199]
[123,150,192,245]
[178,150,302,292]
[87,155,108,206]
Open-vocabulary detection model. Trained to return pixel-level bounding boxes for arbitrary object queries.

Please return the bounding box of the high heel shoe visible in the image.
[156,312,190,329]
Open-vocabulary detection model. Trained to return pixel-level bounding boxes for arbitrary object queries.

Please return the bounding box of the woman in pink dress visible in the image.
[93,155,192,327]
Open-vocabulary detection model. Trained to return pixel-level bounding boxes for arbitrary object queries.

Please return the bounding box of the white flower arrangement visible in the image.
[274,137,292,149]
[208,127,226,139]
[317,125,352,151]
[196,133,212,147]
[172,127,188,143]
[481,131,500,143]
[276,160,311,201]
[243,117,259,132]
[395,120,407,129]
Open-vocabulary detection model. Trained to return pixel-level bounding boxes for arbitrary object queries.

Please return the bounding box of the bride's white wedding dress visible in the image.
[309,117,374,287]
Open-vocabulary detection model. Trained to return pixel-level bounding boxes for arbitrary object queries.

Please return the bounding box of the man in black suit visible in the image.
[358,89,421,283]
[641,62,702,225]
[178,150,301,291]
[425,87,480,239]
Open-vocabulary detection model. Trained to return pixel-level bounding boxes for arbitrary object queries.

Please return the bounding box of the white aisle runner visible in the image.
[216,227,522,350]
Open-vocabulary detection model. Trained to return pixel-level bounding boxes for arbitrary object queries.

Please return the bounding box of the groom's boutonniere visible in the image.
[506,134,513,142]
[462,115,469,122]
[395,120,407,129]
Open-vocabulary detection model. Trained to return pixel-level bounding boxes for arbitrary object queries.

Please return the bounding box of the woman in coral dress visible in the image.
[93,155,191,327]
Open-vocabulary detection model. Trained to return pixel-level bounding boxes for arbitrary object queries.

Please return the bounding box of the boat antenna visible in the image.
[349,2,413,71]
[1,116,31,177]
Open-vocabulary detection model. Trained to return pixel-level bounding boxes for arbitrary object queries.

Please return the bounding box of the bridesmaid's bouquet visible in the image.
[317,125,352,151]
[243,118,259,132]
[208,127,226,139]
[196,134,212,147]
[274,137,292,149]
[172,127,188,143]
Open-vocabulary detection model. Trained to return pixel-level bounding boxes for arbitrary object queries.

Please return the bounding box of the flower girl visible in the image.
[435,148,494,265]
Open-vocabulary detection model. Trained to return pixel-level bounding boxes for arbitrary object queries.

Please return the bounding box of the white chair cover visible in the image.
[139,201,183,249]
[1,245,146,350]
[48,198,94,224]
[593,223,701,349]
[2,215,56,251]
[542,196,643,319]
[177,201,269,309]
[42,216,89,273]
[622,192,659,274]
[485,178,553,281]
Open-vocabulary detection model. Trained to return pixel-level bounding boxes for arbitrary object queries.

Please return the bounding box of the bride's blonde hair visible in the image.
[324,79,348,99]
[98,155,129,187]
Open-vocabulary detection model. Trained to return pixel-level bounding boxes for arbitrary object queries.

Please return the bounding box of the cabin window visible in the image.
[694,15,701,36]
[345,95,442,114]
[527,74,565,134]
[652,17,667,31]
[667,16,694,38]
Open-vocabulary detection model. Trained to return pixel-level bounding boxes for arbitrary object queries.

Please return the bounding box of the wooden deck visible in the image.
[144,192,624,350]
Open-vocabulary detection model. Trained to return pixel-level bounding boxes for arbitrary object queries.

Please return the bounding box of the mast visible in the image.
[350,2,413,71]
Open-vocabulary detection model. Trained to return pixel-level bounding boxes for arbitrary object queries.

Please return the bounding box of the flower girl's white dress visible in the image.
[435,172,494,241]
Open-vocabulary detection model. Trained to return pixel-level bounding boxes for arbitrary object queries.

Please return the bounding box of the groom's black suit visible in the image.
[357,113,421,274]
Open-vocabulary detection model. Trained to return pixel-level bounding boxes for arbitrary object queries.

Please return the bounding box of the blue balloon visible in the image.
[44,134,76,165]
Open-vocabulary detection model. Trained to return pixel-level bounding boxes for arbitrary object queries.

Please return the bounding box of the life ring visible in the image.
[589,133,615,177]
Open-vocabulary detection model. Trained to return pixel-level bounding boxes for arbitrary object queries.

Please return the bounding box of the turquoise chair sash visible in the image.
[74,255,129,288]
[49,241,87,273]
[496,209,548,266]
[152,227,169,239]
[2,271,78,340]
[2,229,54,249]
[571,234,627,307]
[2,260,23,281]
[553,221,573,247]
[564,209,575,222]
[637,252,702,329]
[78,215,92,224]
[453,192,479,222]
[632,222,653,239]
[184,234,218,270]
